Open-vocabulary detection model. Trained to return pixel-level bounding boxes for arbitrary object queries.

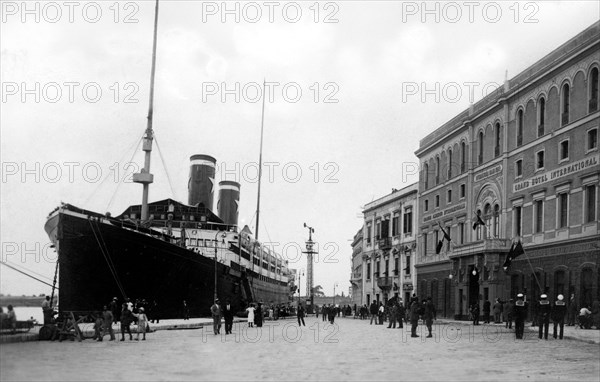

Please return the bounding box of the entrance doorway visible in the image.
[469,265,480,308]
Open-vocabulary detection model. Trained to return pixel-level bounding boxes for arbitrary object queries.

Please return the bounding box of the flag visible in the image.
[435,222,451,254]
[435,240,444,254]
[472,213,485,230]
[503,240,524,271]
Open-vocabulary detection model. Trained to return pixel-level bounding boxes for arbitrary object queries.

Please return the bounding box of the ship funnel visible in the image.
[217,180,240,226]
[188,154,217,210]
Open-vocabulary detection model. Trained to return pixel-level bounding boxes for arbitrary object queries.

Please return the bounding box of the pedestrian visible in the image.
[551,294,567,340]
[514,293,528,340]
[504,299,514,329]
[134,307,148,340]
[322,305,328,322]
[579,306,593,329]
[6,305,17,334]
[537,294,551,340]
[297,304,306,326]
[471,303,480,326]
[210,299,222,335]
[328,304,336,324]
[493,298,502,323]
[387,302,398,329]
[223,299,234,334]
[41,296,53,325]
[120,303,134,341]
[378,302,385,325]
[110,297,119,324]
[150,300,160,324]
[591,299,600,330]
[98,305,115,341]
[410,298,420,338]
[182,300,190,320]
[369,301,378,325]
[397,300,405,329]
[246,303,255,327]
[483,299,491,324]
[567,294,577,326]
[92,314,103,341]
[424,297,436,338]
[255,303,263,328]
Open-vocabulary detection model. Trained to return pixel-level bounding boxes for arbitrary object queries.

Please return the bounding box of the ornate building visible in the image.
[350,228,363,307]
[415,22,599,319]
[360,183,418,306]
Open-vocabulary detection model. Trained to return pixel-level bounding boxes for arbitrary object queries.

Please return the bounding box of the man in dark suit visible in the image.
[410,297,420,338]
[223,299,234,335]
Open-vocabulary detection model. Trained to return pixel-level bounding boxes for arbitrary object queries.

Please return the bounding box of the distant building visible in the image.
[415,22,599,319]
[350,228,363,306]
[360,183,418,306]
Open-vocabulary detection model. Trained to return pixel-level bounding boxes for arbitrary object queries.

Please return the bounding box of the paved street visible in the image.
[1,317,599,381]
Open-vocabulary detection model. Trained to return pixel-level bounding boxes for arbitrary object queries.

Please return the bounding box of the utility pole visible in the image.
[303,223,317,313]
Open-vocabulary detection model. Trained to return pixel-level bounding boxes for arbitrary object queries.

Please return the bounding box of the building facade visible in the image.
[361,183,418,306]
[415,22,599,319]
[350,228,363,307]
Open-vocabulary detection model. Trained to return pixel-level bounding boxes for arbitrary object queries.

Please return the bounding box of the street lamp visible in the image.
[333,282,339,306]
[214,231,227,302]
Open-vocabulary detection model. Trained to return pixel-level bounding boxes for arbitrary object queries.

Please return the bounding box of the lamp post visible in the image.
[214,231,226,301]
[298,269,304,305]
[333,282,339,306]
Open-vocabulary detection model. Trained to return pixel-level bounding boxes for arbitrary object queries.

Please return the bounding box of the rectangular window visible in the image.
[534,200,543,233]
[435,195,440,208]
[394,257,399,275]
[459,222,465,244]
[424,200,429,212]
[376,220,381,240]
[366,225,372,244]
[392,213,400,236]
[434,230,439,246]
[460,184,465,198]
[536,151,545,170]
[558,193,568,228]
[446,226,451,250]
[588,129,598,151]
[405,255,411,275]
[516,160,522,177]
[560,140,569,161]
[367,263,371,280]
[585,185,596,223]
[403,208,413,235]
[423,233,428,256]
[447,190,452,203]
[514,206,522,237]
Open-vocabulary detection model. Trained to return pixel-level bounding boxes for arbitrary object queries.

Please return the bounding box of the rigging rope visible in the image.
[50,259,59,306]
[106,136,144,212]
[0,261,57,289]
[154,134,178,201]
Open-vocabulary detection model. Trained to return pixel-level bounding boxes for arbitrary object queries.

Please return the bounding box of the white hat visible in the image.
[517,293,524,298]
[558,294,564,301]
[540,294,547,299]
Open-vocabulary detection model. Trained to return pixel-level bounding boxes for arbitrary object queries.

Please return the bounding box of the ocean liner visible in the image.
[43,0,294,318]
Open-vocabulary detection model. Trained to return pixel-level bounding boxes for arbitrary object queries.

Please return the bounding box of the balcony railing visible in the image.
[537,124,544,137]
[378,237,392,250]
[561,112,569,126]
[590,98,598,113]
[377,277,393,289]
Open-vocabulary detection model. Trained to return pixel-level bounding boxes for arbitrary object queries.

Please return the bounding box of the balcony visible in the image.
[590,98,598,113]
[561,112,569,126]
[450,238,511,258]
[378,237,392,250]
[537,124,545,137]
[377,277,393,290]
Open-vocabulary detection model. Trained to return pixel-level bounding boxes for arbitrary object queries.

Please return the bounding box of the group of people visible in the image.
[93,298,149,341]
[0,305,17,333]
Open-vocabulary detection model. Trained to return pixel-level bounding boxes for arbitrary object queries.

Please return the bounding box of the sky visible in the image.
[1,1,599,298]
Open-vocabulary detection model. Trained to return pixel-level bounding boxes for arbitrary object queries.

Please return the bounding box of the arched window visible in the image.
[448,149,453,179]
[538,97,545,137]
[461,142,466,173]
[561,83,570,126]
[590,67,599,113]
[424,163,429,190]
[436,157,440,185]
[478,131,484,165]
[484,204,492,239]
[517,109,523,147]
[493,204,500,238]
[494,123,501,157]
[476,209,483,240]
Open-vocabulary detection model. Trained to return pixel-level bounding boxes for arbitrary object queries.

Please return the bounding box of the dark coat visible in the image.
[120,309,134,326]
[223,303,234,321]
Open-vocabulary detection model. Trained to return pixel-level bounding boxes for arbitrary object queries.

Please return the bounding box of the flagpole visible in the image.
[521,242,543,293]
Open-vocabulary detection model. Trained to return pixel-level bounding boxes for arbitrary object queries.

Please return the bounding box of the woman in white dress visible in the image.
[246,304,255,327]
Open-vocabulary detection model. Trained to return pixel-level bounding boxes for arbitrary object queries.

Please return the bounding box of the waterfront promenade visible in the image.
[1,316,599,381]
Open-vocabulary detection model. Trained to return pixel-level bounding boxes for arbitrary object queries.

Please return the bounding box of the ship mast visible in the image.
[255,80,266,240]
[133,0,160,221]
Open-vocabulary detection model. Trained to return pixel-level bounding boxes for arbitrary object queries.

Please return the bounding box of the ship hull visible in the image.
[46,207,289,318]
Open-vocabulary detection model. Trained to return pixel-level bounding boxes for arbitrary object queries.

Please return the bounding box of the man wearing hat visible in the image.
[210,299,222,335]
[514,293,528,339]
[551,294,567,339]
[538,294,551,340]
